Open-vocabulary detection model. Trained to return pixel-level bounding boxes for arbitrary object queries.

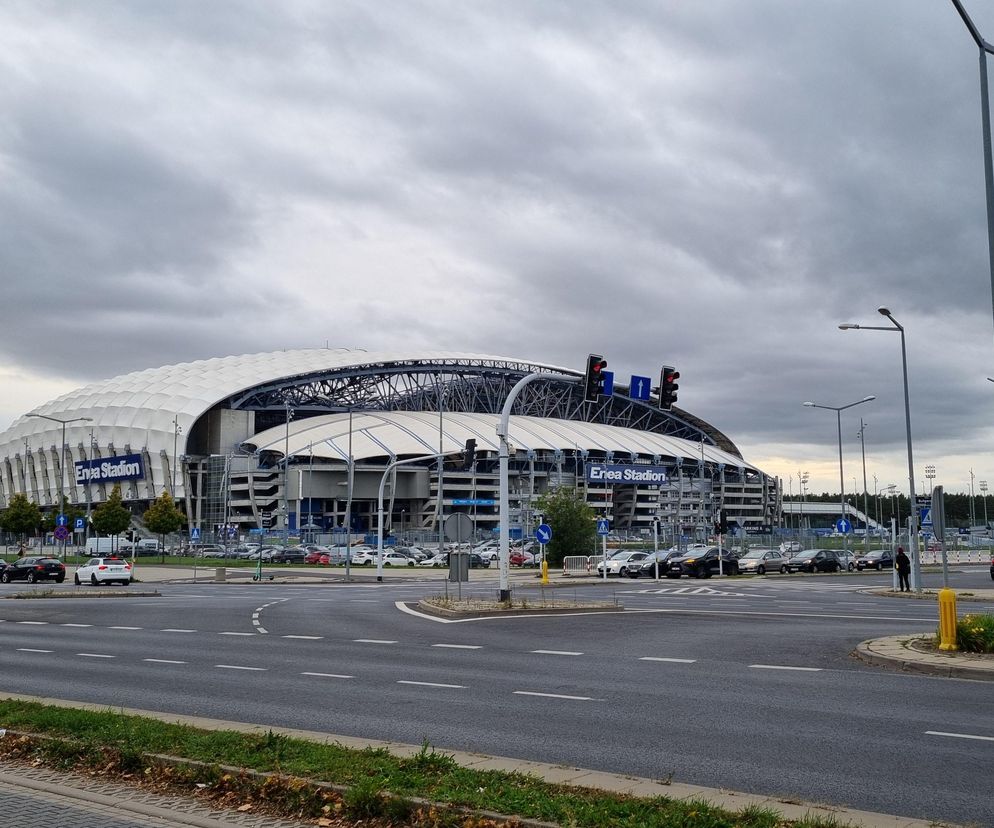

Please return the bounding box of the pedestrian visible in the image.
[895,546,911,592]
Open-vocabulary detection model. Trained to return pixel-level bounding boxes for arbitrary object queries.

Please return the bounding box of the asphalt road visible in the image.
[1,568,992,826]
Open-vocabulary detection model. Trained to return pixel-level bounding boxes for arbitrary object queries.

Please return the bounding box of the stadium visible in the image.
[0,350,780,544]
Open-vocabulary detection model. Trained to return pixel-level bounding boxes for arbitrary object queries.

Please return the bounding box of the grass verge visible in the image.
[0,699,849,827]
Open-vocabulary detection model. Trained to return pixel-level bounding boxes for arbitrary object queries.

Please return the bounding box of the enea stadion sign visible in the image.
[74,453,145,484]
[586,463,667,484]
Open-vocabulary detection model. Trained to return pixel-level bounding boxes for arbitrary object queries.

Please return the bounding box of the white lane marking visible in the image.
[301,672,353,679]
[513,691,600,701]
[926,730,994,742]
[16,621,48,625]
[749,664,822,672]
[144,658,187,664]
[623,607,936,623]
[215,664,267,671]
[219,632,255,636]
[109,626,142,630]
[397,680,466,689]
[530,649,583,656]
[17,648,52,653]
[432,644,482,650]
[350,599,378,603]
[354,639,398,644]
[640,656,697,663]
[77,653,115,659]
[161,628,197,633]
[282,635,323,640]
[60,623,93,628]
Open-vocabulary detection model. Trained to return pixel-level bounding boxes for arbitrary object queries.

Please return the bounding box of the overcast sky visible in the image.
[3,0,994,500]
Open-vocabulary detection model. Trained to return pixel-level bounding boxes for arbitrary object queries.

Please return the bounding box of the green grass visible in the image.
[0,699,851,828]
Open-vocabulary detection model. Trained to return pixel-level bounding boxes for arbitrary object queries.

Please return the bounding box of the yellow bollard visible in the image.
[540,559,549,585]
[937,588,958,651]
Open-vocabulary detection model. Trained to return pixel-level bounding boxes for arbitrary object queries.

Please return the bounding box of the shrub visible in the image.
[955,613,994,654]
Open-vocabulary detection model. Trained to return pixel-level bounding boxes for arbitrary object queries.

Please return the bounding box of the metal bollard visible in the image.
[937,588,958,651]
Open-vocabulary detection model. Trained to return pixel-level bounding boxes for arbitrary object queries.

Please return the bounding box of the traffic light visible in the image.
[584,354,608,402]
[718,509,729,535]
[461,438,477,470]
[659,365,680,410]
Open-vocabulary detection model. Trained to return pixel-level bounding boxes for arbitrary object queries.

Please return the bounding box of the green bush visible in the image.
[955,613,994,653]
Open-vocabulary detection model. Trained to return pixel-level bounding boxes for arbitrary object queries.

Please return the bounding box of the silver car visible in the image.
[736,548,787,575]
[595,550,648,577]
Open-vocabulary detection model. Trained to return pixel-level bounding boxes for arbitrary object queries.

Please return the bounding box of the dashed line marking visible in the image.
[282,635,323,640]
[161,629,197,633]
[60,623,93,628]
[926,730,994,742]
[397,680,466,689]
[215,664,267,671]
[354,639,398,644]
[513,691,600,701]
[17,648,52,653]
[640,656,697,664]
[77,653,114,659]
[749,664,822,672]
[219,632,255,636]
[144,659,187,665]
[432,644,482,650]
[301,672,353,679]
[16,621,48,626]
[109,626,142,630]
[530,649,583,656]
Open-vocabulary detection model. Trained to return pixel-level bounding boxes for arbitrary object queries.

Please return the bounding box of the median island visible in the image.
[416,594,621,618]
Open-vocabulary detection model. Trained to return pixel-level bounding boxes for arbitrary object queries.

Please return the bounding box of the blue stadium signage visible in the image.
[586,463,667,484]
[74,453,145,484]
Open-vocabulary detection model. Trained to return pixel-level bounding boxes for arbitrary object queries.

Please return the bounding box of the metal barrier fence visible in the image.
[562,555,592,576]
[920,548,991,565]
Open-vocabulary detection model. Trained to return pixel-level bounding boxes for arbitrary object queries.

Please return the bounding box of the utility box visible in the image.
[448,551,468,582]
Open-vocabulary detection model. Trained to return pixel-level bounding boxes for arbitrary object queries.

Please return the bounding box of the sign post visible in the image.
[536,522,552,584]
[596,517,610,580]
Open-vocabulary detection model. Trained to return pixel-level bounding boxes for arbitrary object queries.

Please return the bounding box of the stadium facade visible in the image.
[0,350,781,542]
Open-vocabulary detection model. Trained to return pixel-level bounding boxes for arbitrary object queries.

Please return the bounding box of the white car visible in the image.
[351,549,378,566]
[381,551,416,567]
[75,556,133,586]
[418,552,449,567]
[595,551,648,576]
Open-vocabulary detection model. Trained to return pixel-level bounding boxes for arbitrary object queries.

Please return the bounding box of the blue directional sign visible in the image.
[601,370,614,397]
[56,513,67,527]
[73,517,85,531]
[835,518,852,534]
[629,375,651,401]
[596,518,610,536]
[536,523,553,545]
[190,526,201,541]
[452,498,496,506]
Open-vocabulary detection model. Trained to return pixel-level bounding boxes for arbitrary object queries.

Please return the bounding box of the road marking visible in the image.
[301,672,353,679]
[350,599,378,603]
[432,644,482,650]
[77,653,115,659]
[60,623,93,628]
[282,635,323,640]
[513,691,599,701]
[219,632,255,636]
[16,621,47,625]
[749,664,822,672]
[144,658,187,664]
[530,649,583,656]
[926,730,994,742]
[109,626,142,630]
[354,639,398,644]
[215,664,267,671]
[397,680,466,689]
[161,628,197,633]
[16,648,52,653]
[639,656,697,663]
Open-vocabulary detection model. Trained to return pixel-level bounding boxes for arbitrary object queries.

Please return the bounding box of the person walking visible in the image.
[895,546,911,592]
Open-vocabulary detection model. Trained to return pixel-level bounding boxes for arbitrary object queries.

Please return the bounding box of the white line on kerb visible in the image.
[749,664,822,672]
[639,656,697,663]
[513,691,599,701]
[215,664,267,671]
[431,644,482,650]
[301,672,353,679]
[926,730,994,742]
[354,639,398,644]
[144,659,186,664]
[530,649,583,656]
[397,680,466,689]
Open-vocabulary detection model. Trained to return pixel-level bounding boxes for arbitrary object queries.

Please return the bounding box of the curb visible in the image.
[855,635,994,681]
[415,599,620,619]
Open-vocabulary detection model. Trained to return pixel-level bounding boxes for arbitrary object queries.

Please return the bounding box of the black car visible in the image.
[666,547,739,579]
[0,556,66,584]
[269,547,307,564]
[468,553,490,569]
[854,550,894,571]
[783,549,841,574]
[989,556,993,581]
[628,549,680,578]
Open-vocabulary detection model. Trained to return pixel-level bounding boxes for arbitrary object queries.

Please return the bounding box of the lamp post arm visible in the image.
[950,0,994,53]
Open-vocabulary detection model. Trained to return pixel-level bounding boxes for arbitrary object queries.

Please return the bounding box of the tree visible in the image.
[39,496,86,534]
[0,493,42,545]
[143,491,185,562]
[90,484,133,547]
[534,487,596,566]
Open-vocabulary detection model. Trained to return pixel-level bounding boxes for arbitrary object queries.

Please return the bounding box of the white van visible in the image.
[85,537,133,556]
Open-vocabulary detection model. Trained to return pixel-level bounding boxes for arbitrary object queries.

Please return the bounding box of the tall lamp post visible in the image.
[924,465,936,494]
[856,419,870,554]
[25,413,93,557]
[981,480,990,538]
[840,307,921,592]
[802,396,875,562]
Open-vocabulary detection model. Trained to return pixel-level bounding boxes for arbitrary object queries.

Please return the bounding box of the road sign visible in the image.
[56,513,67,527]
[596,518,610,536]
[74,517,85,531]
[452,498,495,506]
[190,526,201,541]
[835,518,852,534]
[919,507,932,527]
[443,512,474,543]
[53,525,70,541]
[536,523,553,545]
[601,370,615,397]
[629,375,651,401]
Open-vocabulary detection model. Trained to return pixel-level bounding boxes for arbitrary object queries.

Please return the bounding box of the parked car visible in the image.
[736,548,787,575]
[268,547,307,564]
[783,549,842,574]
[989,555,993,581]
[510,550,536,567]
[854,550,894,571]
[304,550,327,564]
[627,549,680,578]
[468,553,490,569]
[779,540,803,555]
[352,549,378,566]
[190,544,225,558]
[381,551,416,567]
[418,552,449,567]
[74,556,132,586]
[595,551,648,577]
[666,548,739,579]
[0,557,66,584]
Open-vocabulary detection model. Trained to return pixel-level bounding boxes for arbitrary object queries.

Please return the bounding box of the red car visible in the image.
[304,550,324,564]
[509,551,535,567]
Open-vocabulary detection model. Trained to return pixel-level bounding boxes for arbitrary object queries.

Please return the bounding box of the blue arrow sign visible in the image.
[835,518,852,534]
[190,526,201,541]
[629,375,651,401]
[596,518,610,536]
[56,513,67,527]
[536,523,553,544]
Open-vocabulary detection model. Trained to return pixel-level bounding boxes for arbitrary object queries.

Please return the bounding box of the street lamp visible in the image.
[856,419,870,554]
[925,465,936,494]
[840,307,921,592]
[802,396,875,560]
[25,413,93,555]
[981,480,990,534]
